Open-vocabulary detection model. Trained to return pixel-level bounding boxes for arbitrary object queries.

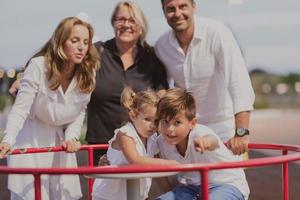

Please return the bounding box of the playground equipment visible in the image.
[0,143,300,200]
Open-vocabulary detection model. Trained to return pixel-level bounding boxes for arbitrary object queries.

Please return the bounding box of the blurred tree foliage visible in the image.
[250,70,300,109]
[0,94,12,112]
[280,73,300,87]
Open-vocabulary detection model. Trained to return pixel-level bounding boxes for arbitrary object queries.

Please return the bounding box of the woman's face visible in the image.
[113,5,141,45]
[63,24,90,66]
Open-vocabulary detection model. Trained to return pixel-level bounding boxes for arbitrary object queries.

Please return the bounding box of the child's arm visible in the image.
[117,131,178,165]
[194,135,220,153]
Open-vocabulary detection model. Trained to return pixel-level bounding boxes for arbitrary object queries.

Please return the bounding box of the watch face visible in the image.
[236,128,247,136]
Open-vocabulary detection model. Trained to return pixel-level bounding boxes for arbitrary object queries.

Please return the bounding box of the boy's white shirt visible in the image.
[157,124,250,199]
[92,122,159,200]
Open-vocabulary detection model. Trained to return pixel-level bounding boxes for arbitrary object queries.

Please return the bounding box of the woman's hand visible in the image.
[62,139,81,153]
[0,142,12,159]
[8,79,21,97]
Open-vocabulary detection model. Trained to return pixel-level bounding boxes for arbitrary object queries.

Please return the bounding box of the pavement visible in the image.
[0,109,299,199]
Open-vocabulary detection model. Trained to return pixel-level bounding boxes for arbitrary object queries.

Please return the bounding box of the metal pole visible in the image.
[201,170,209,200]
[127,179,140,200]
[88,147,94,200]
[34,174,42,200]
[282,150,289,200]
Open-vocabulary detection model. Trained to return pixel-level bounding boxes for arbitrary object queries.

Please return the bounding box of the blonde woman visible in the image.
[0,17,99,200]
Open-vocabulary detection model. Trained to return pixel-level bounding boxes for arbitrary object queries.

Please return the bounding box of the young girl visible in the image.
[92,87,177,200]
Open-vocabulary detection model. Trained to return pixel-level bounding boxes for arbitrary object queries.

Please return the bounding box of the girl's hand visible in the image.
[0,142,12,159]
[98,154,110,166]
[62,139,81,153]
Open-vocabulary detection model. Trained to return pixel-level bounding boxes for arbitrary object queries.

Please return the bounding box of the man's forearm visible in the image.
[235,111,251,129]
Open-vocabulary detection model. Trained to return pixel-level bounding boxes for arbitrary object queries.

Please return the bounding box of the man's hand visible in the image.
[0,142,12,159]
[227,135,249,155]
[62,139,81,153]
[8,79,21,97]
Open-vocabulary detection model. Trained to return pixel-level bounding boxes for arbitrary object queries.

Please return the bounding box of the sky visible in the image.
[0,0,299,74]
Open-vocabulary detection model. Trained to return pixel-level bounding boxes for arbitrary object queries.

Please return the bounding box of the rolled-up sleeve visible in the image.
[64,107,86,141]
[215,25,255,114]
[2,60,41,146]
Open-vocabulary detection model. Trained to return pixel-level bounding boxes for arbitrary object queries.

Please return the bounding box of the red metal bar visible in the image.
[282,150,289,200]
[34,174,42,200]
[88,147,94,200]
[201,169,209,200]
[10,144,108,155]
[1,143,300,200]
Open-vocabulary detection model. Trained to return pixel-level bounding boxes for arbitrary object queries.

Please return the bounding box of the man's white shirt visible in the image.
[155,16,255,141]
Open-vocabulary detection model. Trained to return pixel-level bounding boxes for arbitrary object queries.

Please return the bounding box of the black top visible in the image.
[86,38,168,143]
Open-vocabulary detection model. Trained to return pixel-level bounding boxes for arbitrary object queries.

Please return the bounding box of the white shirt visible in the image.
[157,124,250,199]
[155,17,255,141]
[92,122,159,200]
[2,56,90,200]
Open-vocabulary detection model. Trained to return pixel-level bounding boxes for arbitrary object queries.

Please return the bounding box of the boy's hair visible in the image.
[121,86,159,115]
[157,88,196,121]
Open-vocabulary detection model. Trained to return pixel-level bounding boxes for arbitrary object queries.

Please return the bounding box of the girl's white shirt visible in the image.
[2,56,91,200]
[92,122,159,200]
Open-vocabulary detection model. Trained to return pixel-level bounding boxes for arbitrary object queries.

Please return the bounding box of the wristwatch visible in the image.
[235,128,250,137]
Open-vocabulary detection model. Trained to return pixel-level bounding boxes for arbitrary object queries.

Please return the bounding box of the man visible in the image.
[155,0,255,155]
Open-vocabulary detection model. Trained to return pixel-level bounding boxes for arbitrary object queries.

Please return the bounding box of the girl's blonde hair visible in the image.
[121,86,159,116]
[26,17,100,93]
[111,1,148,46]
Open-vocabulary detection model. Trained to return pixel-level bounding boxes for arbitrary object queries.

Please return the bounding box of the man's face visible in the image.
[162,0,195,33]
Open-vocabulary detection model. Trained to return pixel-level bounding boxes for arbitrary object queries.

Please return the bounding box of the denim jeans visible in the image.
[156,184,244,200]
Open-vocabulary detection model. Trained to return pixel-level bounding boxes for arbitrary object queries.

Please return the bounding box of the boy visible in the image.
[156,88,249,200]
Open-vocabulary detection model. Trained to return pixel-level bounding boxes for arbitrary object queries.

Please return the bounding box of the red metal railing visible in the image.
[0,143,300,200]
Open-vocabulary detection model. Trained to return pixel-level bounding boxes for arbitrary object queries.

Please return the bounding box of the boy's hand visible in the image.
[0,142,12,159]
[194,135,219,153]
[98,154,110,166]
[62,139,81,153]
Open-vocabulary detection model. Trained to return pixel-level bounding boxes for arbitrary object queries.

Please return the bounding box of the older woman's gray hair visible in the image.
[111,1,148,45]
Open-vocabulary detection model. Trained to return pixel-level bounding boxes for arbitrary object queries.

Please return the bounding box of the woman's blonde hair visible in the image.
[111,1,148,46]
[26,17,100,93]
[121,86,159,117]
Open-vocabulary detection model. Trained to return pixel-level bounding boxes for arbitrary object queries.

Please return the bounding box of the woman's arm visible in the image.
[2,59,41,146]
[63,108,86,152]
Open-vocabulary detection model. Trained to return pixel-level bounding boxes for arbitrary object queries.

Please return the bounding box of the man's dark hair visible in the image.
[160,0,195,7]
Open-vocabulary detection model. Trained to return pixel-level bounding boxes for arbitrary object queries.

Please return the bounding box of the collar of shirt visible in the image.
[104,38,148,64]
[164,130,195,160]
